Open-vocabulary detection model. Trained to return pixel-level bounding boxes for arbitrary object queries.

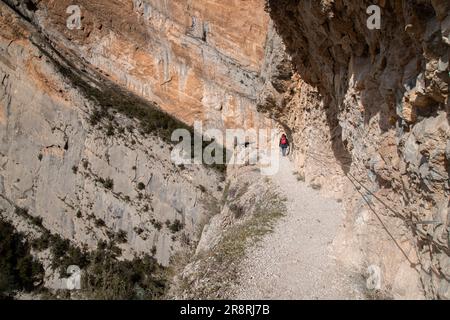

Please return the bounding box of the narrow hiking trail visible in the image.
[233,157,364,299]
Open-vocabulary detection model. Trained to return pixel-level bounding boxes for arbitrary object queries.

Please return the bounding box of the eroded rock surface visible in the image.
[4,0,273,133]
[0,2,222,270]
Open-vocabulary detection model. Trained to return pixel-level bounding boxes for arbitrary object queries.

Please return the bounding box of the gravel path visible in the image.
[233,157,364,299]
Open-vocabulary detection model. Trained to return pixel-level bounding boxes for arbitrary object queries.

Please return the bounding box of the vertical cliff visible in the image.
[0,1,228,298]
[5,0,273,133]
[0,0,280,299]
[264,0,449,299]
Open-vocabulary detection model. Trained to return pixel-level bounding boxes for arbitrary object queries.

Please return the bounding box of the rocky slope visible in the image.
[263,0,449,299]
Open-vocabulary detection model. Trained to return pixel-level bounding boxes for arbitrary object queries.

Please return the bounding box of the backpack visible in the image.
[281,136,287,145]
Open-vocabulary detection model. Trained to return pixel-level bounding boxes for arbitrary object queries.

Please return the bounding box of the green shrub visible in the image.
[35,43,228,174]
[152,220,162,231]
[0,220,44,297]
[89,109,106,126]
[311,183,322,190]
[48,233,89,275]
[1,216,167,299]
[31,216,43,228]
[14,207,29,218]
[230,204,245,219]
[106,124,115,137]
[32,233,51,251]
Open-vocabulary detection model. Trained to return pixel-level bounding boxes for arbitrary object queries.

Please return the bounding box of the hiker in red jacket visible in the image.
[279,134,289,156]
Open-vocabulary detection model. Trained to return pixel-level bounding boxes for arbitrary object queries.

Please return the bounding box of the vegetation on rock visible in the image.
[0,220,44,299]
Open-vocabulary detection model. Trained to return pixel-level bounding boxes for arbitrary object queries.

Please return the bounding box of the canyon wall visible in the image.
[0,0,281,296]
[264,0,449,299]
[1,0,449,299]
[7,0,274,134]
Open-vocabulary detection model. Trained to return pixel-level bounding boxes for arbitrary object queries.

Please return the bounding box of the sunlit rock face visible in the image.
[2,0,449,300]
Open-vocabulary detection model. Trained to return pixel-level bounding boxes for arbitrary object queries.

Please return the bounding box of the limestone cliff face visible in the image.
[0,2,223,269]
[1,0,449,300]
[6,0,273,133]
[264,0,449,299]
